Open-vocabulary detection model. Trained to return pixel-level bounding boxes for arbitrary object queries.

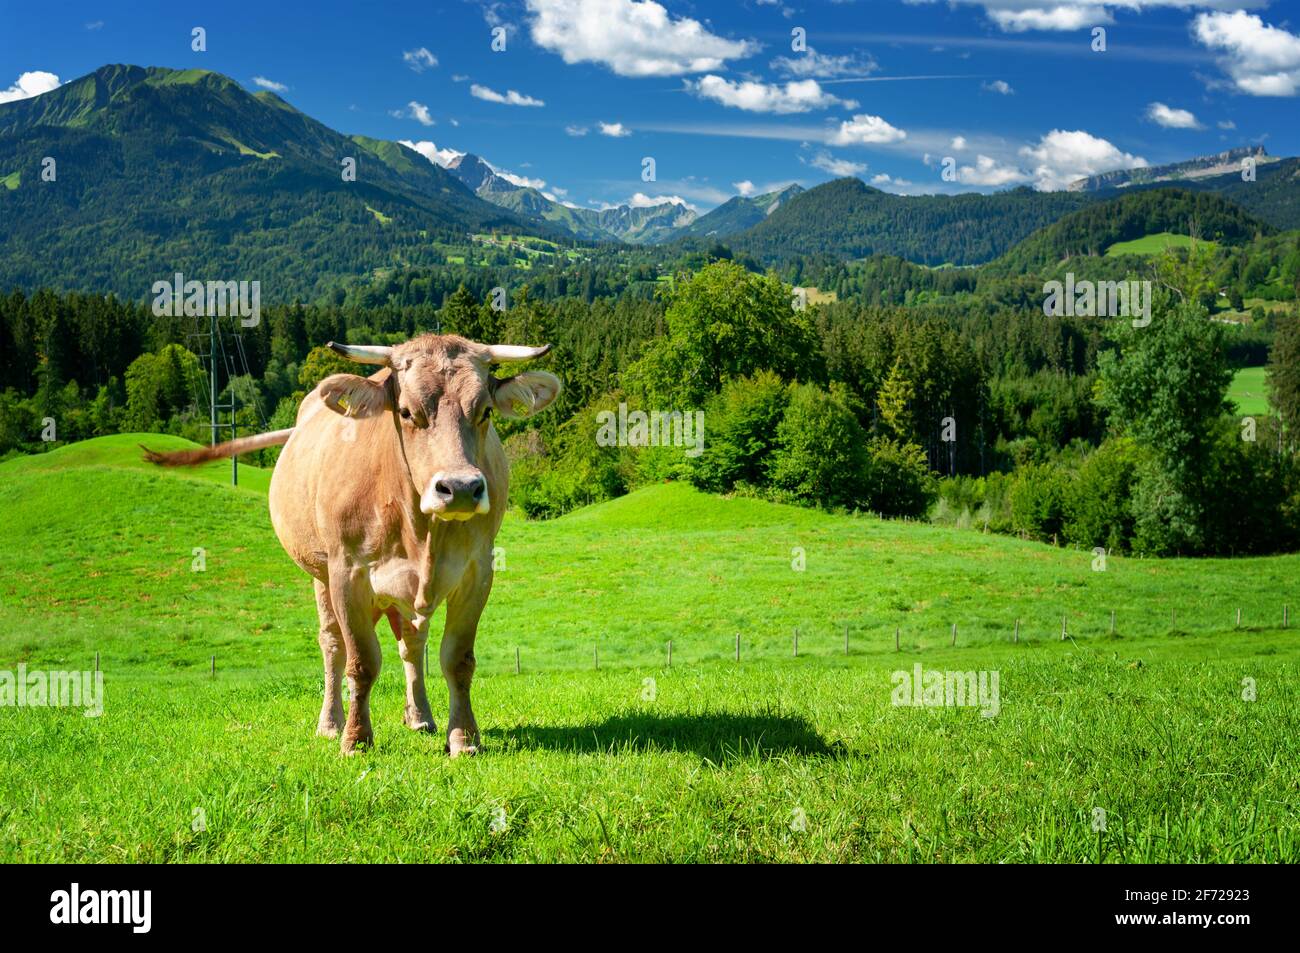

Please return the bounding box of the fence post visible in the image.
[894,627,900,652]
[95,651,99,674]
[1110,609,1116,635]
[1060,616,1067,641]
[1014,619,1019,643]
[667,640,672,668]
[951,623,957,647]
[1236,608,1241,629]
[792,628,799,658]
[210,655,215,679]
[515,647,520,675]
[844,623,849,655]
[735,633,740,662]
[594,647,598,670]
[1285,604,1290,629]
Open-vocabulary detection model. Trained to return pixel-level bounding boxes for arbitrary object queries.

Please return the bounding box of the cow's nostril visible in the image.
[472,479,485,501]
[435,480,454,499]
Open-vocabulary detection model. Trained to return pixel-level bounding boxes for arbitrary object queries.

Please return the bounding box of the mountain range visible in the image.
[2,63,1299,300]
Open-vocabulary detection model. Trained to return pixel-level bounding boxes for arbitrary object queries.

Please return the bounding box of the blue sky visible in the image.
[2,0,1298,212]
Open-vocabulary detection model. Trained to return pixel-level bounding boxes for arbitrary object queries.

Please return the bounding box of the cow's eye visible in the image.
[481,406,492,424]
[400,408,412,420]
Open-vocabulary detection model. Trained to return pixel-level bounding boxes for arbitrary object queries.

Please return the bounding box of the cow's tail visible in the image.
[142,428,294,468]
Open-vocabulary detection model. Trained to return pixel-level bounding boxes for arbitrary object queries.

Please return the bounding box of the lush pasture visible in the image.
[0,436,1296,862]
[1229,366,1272,416]
[1105,232,1213,257]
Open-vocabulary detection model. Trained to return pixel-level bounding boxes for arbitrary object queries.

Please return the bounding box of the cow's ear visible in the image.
[318,374,391,418]
[491,371,562,419]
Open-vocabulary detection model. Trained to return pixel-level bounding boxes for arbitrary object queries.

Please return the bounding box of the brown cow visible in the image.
[145,334,561,755]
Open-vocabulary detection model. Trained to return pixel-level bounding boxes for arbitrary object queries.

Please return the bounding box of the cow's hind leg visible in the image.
[441,566,492,758]
[314,579,346,739]
[389,609,436,734]
[329,560,382,754]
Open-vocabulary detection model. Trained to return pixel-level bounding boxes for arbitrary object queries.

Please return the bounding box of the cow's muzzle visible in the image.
[421,470,489,520]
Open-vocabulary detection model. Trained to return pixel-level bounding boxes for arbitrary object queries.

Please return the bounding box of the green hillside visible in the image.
[0,64,550,300]
[1,436,1297,861]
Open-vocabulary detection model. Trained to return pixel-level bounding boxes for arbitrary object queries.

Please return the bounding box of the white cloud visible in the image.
[525,0,757,77]
[400,140,465,168]
[951,135,968,150]
[688,75,856,114]
[0,70,60,104]
[1145,101,1203,129]
[1193,11,1300,97]
[598,121,631,137]
[959,154,1030,186]
[84,21,104,30]
[405,101,436,126]
[600,192,697,212]
[733,180,757,196]
[983,79,1014,95]
[1217,119,1236,130]
[829,113,907,146]
[251,76,289,93]
[403,47,438,72]
[497,169,547,189]
[451,74,469,83]
[1019,129,1146,191]
[770,47,877,79]
[471,84,545,107]
[805,151,868,176]
[565,124,590,136]
[926,1,1263,34]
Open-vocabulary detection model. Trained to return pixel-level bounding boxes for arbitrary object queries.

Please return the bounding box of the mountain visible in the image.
[721,178,1096,267]
[438,149,695,243]
[1123,155,1300,232]
[669,184,804,241]
[0,64,549,300]
[986,188,1273,275]
[1068,146,1277,192]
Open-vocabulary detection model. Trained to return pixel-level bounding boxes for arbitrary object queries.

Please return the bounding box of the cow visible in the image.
[144,334,561,756]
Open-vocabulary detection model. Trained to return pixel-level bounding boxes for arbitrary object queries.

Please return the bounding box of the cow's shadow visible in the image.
[493,710,839,761]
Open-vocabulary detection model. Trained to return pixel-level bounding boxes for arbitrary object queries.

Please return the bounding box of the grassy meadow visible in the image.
[0,436,1296,862]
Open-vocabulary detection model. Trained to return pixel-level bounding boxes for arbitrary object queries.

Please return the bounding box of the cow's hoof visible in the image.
[340,730,374,755]
[317,723,341,739]
[404,706,437,733]
[446,727,480,758]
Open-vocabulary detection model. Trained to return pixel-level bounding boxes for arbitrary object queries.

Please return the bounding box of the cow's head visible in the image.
[318,335,560,520]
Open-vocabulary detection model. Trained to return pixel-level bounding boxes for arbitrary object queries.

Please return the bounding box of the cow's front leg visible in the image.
[396,612,436,733]
[314,579,346,738]
[329,560,381,755]
[441,569,492,758]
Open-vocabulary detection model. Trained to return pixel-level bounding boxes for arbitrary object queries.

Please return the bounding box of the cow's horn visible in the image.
[328,342,393,365]
[484,344,552,362]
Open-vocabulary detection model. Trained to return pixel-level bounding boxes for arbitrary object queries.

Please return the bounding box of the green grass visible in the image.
[1,171,18,190]
[0,436,1296,862]
[1105,232,1216,257]
[1229,366,1272,416]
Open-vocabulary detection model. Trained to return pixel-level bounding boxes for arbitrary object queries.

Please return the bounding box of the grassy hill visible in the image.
[1,436,1296,861]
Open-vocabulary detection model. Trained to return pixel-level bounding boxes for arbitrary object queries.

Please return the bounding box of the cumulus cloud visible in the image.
[983,79,1014,95]
[951,135,968,150]
[598,121,631,137]
[565,124,590,136]
[828,113,907,146]
[471,84,545,106]
[770,47,878,79]
[402,47,438,72]
[733,180,757,196]
[1193,11,1300,97]
[400,140,465,167]
[688,75,856,113]
[928,1,1261,34]
[402,101,436,125]
[804,151,868,176]
[526,0,757,77]
[1019,129,1146,191]
[959,154,1030,186]
[496,169,547,190]
[0,70,60,104]
[251,76,289,93]
[1145,102,1203,129]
